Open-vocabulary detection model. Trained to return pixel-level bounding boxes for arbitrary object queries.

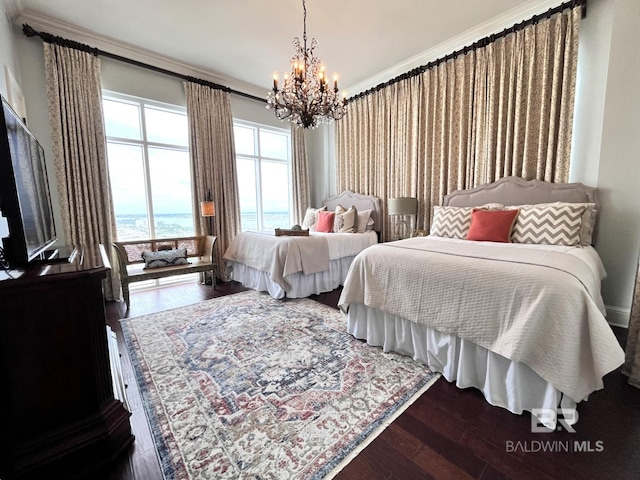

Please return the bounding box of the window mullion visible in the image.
[255,128,264,231]
[139,102,156,239]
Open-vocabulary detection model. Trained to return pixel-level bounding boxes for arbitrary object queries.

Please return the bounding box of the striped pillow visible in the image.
[430,206,475,239]
[510,204,587,246]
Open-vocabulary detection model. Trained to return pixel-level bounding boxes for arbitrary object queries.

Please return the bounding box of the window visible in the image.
[234,121,292,231]
[103,92,194,241]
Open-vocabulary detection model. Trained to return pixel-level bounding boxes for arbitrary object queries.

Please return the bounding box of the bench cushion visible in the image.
[142,248,189,269]
[124,258,215,282]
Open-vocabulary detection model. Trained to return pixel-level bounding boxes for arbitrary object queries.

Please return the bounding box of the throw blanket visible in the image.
[339,236,624,402]
[223,232,329,291]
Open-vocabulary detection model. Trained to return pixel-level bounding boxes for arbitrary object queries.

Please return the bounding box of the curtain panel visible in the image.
[623,252,640,389]
[43,43,120,300]
[184,82,241,279]
[336,7,580,241]
[291,126,310,225]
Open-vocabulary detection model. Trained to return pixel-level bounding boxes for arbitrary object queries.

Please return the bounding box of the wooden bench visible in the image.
[113,235,217,309]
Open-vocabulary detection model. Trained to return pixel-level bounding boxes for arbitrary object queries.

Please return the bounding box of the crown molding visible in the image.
[2,0,23,20]
[14,0,567,101]
[15,10,267,100]
[346,0,566,96]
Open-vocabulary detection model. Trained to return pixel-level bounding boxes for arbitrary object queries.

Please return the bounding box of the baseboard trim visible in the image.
[606,305,630,328]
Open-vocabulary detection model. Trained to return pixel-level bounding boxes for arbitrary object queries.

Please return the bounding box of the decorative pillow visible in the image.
[142,248,189,269]
[509,203,587,246]
[429,206,476,239]
[301,206,327,232]
[315,211,335,233]
[334,205,358,233]
[467,209,519,243]
[355,209,374,233]
[506,202,597,245]
[430,204,505,239]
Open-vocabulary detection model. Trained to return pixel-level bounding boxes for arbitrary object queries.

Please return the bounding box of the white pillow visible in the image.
[355,209,373,233]
[301,206,327,232]
[334,205,358,233]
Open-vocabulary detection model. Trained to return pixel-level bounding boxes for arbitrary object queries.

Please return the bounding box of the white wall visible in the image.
[0,0,19,99]
[0,0,21,239]
[307,124,336,206]
[571,0,640,326]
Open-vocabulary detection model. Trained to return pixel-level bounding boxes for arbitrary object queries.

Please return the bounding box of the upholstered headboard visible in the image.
[444,176,597,209]
[322,190,382,231]
[443,176,599,239]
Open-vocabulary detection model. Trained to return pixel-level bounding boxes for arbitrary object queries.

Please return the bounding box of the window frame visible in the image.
[102,91,193,240]
[233,120,293,232]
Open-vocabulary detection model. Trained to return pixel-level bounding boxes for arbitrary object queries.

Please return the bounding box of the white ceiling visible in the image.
[9,0,563,98]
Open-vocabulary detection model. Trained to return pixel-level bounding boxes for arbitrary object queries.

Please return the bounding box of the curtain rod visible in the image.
[349,0,587,103]
[21,23,266,104]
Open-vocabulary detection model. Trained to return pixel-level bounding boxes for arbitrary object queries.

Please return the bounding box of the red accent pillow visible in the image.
[466,209,519,243]
[315,211,336,233]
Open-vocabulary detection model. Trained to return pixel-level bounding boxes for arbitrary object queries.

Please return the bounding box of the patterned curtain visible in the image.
[336,7,580,242]
[184,82,241,280]
[44,43,120,300]
[291,126,310,225]
[623,252,640,388]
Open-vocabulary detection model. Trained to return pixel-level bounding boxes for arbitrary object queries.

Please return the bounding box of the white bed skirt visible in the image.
[346,303,578,426]
[227,256,355,299]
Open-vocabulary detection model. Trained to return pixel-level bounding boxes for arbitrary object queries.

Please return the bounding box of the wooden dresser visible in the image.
[0,245,134,479]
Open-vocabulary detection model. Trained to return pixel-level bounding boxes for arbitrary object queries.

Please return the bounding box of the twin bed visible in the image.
[223,190,381,299]
[224,177,624,426]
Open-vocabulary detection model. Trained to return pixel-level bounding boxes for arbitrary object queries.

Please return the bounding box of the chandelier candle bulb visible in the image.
[273,72,278,89]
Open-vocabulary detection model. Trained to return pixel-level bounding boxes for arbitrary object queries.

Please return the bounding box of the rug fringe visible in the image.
[323,373,441,479]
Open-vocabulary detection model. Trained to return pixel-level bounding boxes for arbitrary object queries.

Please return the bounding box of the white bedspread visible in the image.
[338,236,624,402]
[224,231,377,292]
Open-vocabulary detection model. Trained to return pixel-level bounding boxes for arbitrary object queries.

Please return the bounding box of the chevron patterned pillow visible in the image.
[510,204,588,245]
[430,206,475,239]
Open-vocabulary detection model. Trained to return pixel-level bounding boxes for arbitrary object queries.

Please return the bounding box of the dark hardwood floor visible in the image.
[102,281,640,480]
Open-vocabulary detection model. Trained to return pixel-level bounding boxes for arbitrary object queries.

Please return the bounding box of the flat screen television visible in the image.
[0,95,57,268]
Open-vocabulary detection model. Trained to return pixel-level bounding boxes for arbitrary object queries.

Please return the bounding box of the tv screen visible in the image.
[0,95,56,267]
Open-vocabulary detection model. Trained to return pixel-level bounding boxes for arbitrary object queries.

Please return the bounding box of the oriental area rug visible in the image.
[120,291,439,479]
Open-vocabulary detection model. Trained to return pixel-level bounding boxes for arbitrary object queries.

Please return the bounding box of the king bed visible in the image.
[224,190,381,299]
[338,177,625,427]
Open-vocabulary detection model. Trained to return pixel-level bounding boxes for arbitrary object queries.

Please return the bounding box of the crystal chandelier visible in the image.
[267,0,347,129]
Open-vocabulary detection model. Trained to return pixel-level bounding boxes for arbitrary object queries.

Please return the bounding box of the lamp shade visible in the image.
[200,200,216,217]
[387,197,417,216]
